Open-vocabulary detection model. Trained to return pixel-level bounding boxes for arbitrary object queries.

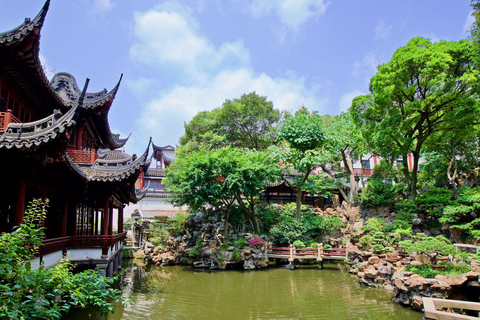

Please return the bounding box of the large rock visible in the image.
[405,276,425,290]
[243,260,255,270]
[411,295,424,310]
[368,256,380,265]
[394,278,408,292]
[364,266,379,279]
[358,262,369,272]
[386,252,399,262]
[471,259,480,273]
[378,266,392,276]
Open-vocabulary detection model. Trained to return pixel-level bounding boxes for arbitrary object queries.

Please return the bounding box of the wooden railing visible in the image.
[0,109,21,131]
[67,149,97,164]
[36,232,127,256]
[268,245,346,261]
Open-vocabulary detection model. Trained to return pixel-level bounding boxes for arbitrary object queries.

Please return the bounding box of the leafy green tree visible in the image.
[318,112,366,202]
[164,147,281,237]
[179,92,279,151]
[351,37,480,199]
[272,107,326,219]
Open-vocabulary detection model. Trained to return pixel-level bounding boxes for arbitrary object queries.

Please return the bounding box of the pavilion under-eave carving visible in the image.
[0,0,150,276]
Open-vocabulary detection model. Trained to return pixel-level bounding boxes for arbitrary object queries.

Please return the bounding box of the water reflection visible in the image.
[64,261,422,320]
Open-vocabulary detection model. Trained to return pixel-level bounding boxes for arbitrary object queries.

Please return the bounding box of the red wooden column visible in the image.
[61,198,68,237]
[118,206,124,233]
[102,198,110,236]
[14,181,26,226]
[108,201,113,235]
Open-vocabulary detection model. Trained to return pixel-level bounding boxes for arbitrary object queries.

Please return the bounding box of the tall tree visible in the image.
[351,37,480,199]
[273,107,326,219]
[179,92,280,151]
[320,112,366,202]
[164,147,281,237]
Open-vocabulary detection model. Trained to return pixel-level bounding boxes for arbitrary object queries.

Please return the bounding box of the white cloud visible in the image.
[129,2,327,148]
[93,0,115,12]
[463,11,475,34]
[374,20,392,40]
[39,53,55,81]
[136,68,326,145]
[338,90,366,113]
[130,7,250,82]
[249,0,330,30]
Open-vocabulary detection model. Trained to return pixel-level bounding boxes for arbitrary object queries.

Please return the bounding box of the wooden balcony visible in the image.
[67,149,97,164]
[0,109,21,131]
[37,231,127,256]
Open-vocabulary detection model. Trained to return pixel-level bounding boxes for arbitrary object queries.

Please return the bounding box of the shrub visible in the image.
[361,217,386,233]
[406,263,471,278]
[232,249,241,261]
[165,211,188,236]
[188,243,206,258]
[248,237,265,249]
[399,236,456,256]
[416,188,454,217]
[0,199,123,319]
[293,240,306,248]
[358,177,396,207]
[320,216,345,233]
[235,238,248,249]
[270,218,307,245]
[256,204,282,233]
[359,234,374,250]
[395,199,417,223]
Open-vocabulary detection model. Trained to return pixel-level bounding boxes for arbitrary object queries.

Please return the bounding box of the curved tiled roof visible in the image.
[73,138,152,182]
[0,0,49,46]
[50,72,122,110]
[50,72,129,149]
[0,78,88,150]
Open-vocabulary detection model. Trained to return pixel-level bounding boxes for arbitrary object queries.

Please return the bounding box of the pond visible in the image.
[64,260,422,320]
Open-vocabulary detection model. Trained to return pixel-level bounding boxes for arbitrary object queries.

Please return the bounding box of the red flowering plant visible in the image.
[248,237,265,249]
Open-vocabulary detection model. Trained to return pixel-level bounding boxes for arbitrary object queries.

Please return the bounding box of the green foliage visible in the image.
[416,188,454,217]
[180,92,279,151]
[219,243,229,251]
[273,107,327,218]
[399,236,456,256]
[270,219,307,245]
[293,240,306,248]
[361,217,386,233]
[165,212,188,236]
[320,216,345,233]
[406,263,471,278]
[395,199,417,223]
[188,243,206,259]
[372,244,385,253]
[359,235,374,250]
[256,204,282,233]
[232,249,242,261]
[351,37,480,198]
[0,199,122,319]
[235,238,248,249]
[358,178,395,207]
[439,186,480,242]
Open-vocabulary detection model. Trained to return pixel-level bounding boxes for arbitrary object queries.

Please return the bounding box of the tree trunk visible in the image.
[410,145,422,201]
[401,152,410,191]
[320,165,349,205]
[235,194,260,234]
[447,144,458,197]
[341,147,357,201]
[295,188,302,220]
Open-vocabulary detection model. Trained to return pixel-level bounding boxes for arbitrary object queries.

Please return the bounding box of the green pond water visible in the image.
[64,260,422,320]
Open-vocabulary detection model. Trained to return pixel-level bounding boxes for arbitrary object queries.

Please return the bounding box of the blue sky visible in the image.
[0,0,474,155]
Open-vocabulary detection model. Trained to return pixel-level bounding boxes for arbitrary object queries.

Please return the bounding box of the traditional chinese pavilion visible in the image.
[127,143,185,219]
[0,0,150,276]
